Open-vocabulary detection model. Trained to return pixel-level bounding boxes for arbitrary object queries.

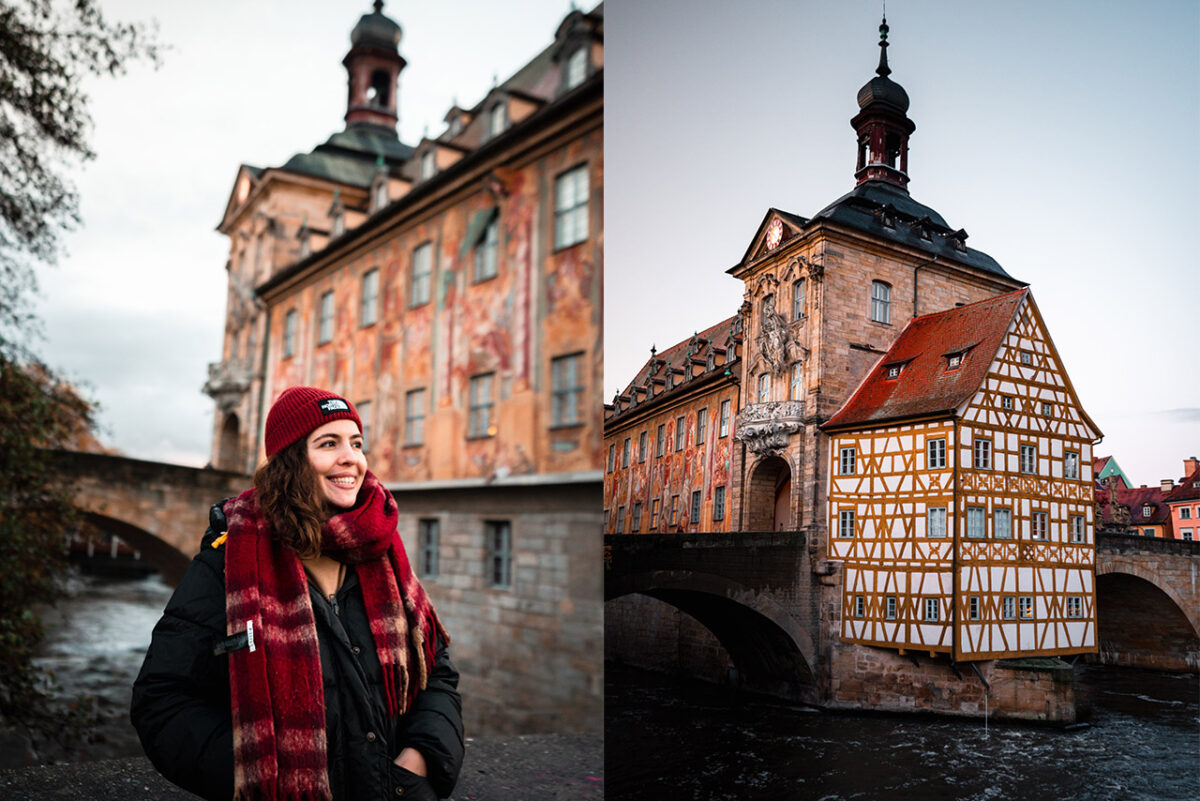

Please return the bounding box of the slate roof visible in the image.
[279,128,413,188]
[608,316,738,419]
[811,180,1018,282]
[823,289,1028,430]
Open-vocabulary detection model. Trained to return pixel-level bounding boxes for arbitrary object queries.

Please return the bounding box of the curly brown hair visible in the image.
[253,437,326,559]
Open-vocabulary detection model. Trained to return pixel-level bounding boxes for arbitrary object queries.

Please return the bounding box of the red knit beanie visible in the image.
[264,386,362,457]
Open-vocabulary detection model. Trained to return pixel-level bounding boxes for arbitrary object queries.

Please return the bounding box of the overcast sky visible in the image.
[605,0,1199,488]
[36,0,577,467]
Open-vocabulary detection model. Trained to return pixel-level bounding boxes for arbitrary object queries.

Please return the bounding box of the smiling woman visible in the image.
[131,386,462,801]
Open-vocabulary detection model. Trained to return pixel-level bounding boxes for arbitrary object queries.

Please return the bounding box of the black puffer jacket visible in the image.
[131,502,464,800]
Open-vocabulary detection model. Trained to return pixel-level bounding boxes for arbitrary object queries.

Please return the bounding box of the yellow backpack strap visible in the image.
[211,530,229,549]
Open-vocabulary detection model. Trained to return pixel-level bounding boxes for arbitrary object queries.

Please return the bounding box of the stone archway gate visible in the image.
[49,449,248,583]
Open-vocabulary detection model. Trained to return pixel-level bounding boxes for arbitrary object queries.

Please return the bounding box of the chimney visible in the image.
[1160,479,1174,493]
[1184,456,1199,477]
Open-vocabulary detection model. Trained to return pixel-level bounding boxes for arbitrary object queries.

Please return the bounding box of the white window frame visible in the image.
[973,438,992,470]
[839,447,856,476]
[966,506,985,538]
[1067,596,1083,619]
[838,509,855,539]
[1064,451,1079,480]
[969,596,980,621]
[924,597,939,623]
[792,278,805,320]
[928,506,948,538]
[1018,596,1034,620]
[1032,511,1049,541]
[719,400,731,437]
[554,164,589,249]
[928,438,946,469]
[791,363,803,400]
[1069,514,1085,543]
[1020,443,1037,474]
[565,46,587,89]
[854,595,865,618]
[757,373,770,403]
[885,596,897,620]
[696,408,708,444]
[870,280,891,324]
[674,415,685,452]
[994,507,1013,539]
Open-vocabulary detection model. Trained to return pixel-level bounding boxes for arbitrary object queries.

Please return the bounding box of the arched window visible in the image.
[367,70,391,108]
[871,280,891,324]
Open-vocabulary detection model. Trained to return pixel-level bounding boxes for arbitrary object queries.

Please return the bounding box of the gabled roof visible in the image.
[824,290,1028,430]
[734,208,809,268]
[1093,455,1131,489]
[1164,466,1200,503]
[1114,486,1174,525]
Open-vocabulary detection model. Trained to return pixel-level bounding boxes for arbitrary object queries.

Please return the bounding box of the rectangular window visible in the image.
[924,598,939,623]
[886,364,901,380]
[1143,528,1154,537]
[669,495,679,526]
[966,506,985,538]
[1020,444,1037,474]
[871,280,891,324]
[284,309,297,358]
[838,509,855,539]
[928,507,948,538]
[792,278,806,320]
[854,595,865,618]
[675,416,685,451]
[1069,515,1085,543]
[1067,596,1083,619]
[638,431,648,463]
[486,521,512,589]
[1001,395,1013,411]
[1041,401,1053,417]
[973,438,992,470]
[839,447,856,476]
[1032,511,1049,540]
[617,506,625,533]
[994,507,1013,539]
[1179,507,1191,520]
[606,443,615,472]
[656,424,665,457]
[1182,529,1193,541]
[1019,596,1034,620]
[968,596,981,621]
[361,268,379,327]
[468,373,495,438]
[713,486,726,522]
[757,373,769,403]
[405,388,426,445]
[927,438,946,469]
[317,290,334,344]
[554,164,589,249]
[473,217,499,282]
[650,499,661,530]
[1020,350,1032,366]
[565,46,587,89]
[551,352,583,426]
[946,353,963,371]
[410,242,432,307]
[791,363,803,400]
[1065,451,1079,480]
[357,400,372,454]
[719,399,731,437]
[418,519,439,578]
[631,502,642,533]
[885,596,897,620]
[1003,596,1016,620]
[696,408,708,444]
[622,437,631,468]
[690,491,701,524]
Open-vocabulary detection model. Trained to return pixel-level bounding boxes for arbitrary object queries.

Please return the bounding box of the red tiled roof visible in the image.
[1119,486,1173,525]
[823,290,1028,430]
[1164,467,1200,503]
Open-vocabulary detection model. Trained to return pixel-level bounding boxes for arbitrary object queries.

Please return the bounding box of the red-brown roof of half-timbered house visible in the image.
[823,289,1028,430]
[1164,465,1200,503]
[1113,485,1175,526]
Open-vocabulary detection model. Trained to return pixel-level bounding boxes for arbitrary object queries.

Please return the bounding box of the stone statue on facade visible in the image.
[757,294,791,374]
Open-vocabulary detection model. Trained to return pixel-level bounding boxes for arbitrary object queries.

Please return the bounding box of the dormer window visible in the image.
[331,211,345,239]
[1143,505,1153,517]
[488,103,506,139]
[885,363,903,380]
[448,117,463,137]
[946,353,963,371]
[565,47,587,90]
[420,149,436,181]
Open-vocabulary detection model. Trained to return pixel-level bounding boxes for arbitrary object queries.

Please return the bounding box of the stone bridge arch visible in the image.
[1096,537,1200,671]
[50,449,248,584]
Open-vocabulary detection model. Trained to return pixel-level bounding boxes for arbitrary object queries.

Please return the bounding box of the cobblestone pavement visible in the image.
[0,732,603,801]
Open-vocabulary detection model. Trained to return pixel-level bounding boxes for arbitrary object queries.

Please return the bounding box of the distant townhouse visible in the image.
[1164,457,1200,541]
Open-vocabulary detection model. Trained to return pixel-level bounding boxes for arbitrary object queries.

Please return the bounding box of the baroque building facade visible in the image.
[204,2,603,734]
[606,20,1102,716]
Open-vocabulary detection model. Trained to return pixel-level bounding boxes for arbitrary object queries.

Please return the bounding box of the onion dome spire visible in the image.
[851,15,916,189]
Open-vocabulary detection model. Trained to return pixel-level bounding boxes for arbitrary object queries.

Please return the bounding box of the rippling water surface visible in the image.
[32,572,174,762]
[606,662,1199,801]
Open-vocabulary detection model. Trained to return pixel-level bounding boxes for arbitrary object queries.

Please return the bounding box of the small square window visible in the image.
[1020,351,1032,366]
[886,364,902,380]
[946,353,962,370]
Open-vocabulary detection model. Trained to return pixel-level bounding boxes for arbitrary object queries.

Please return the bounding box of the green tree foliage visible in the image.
[0,0,160,345]
[0,0,158,740]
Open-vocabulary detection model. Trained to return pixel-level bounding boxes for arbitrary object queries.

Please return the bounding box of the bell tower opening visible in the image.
[343,1,406,132]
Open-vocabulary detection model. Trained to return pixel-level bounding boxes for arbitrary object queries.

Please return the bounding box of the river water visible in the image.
[28,572,174,764]
[606,662,1199,801]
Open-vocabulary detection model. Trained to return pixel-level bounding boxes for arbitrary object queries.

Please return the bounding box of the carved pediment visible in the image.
[733,401,805,456]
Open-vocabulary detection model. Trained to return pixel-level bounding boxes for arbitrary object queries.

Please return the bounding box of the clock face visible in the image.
[765,219,783,250]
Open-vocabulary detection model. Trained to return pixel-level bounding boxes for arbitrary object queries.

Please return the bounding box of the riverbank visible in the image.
[0,732,602,800]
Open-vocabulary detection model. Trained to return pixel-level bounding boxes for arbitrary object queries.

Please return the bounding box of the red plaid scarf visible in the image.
[222,472,446,801]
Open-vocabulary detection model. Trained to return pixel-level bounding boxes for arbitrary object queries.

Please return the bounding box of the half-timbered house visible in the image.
[823,289,1102,660]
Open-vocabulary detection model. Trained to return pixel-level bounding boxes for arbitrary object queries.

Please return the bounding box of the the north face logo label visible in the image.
[318,398,350,415]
